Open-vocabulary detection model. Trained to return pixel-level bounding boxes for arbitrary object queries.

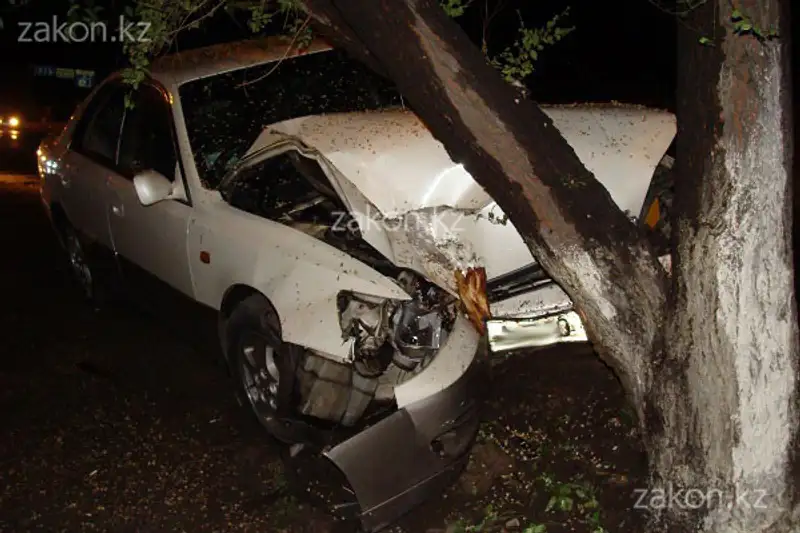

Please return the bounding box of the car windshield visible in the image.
[178,48,404,189]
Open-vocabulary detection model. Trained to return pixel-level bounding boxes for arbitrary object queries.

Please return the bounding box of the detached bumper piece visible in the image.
[484,262,589,352]
[487,310,588,353]
[324,363,480,532]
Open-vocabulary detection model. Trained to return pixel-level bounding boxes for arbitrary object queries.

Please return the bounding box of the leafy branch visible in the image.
[729,7,778,41]
[58,0,574,94]
[644,0,779,46]
[489,8,574,84]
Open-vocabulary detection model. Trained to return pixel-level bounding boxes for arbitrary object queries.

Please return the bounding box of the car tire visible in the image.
[225,294,300,443]
[62,224,106,308]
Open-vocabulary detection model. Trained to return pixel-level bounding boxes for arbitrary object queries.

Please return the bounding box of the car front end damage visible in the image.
[290,268,483,532]
[324,310,480,532]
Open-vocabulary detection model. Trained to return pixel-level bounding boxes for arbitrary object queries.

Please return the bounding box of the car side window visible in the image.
[117,84,178,181]
[72,83,126,166]
[225,150,348,229]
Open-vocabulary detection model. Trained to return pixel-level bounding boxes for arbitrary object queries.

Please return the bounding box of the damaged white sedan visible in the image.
[37,37,675,531]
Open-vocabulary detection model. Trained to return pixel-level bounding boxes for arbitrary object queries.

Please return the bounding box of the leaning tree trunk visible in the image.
[644,0,800,531]
[296,0,799,531]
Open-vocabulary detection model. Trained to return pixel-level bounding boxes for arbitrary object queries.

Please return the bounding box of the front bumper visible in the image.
[323,317,481,532]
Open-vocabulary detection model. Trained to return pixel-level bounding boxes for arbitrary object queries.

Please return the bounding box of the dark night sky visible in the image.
[0,0,701,119]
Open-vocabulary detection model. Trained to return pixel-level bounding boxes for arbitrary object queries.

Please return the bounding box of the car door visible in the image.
[106,81,195,304]
[61,81,126,250]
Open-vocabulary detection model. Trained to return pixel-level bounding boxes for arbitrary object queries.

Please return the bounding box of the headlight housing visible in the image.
[337,270,456,377]
[391,300,446,366]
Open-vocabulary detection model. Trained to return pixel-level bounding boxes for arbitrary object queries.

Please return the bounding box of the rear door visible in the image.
[61,81,127,250]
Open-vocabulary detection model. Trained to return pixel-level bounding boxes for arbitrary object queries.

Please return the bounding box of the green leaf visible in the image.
[545,495,557,512]
[523,525,547,533]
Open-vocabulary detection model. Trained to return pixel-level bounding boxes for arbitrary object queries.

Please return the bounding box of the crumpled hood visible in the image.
[244,105,676,293]
[254,105,676,216]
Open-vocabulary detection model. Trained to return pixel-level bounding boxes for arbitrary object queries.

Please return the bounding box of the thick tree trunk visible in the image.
[645,0,800,531]
[299,0,667,414]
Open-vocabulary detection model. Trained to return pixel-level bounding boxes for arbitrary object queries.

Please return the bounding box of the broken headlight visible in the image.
[337,292,396,377]
[390,299,447,370]
[337,270,456,377]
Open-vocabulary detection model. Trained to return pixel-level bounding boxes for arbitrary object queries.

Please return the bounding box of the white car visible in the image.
[37,36,675,531]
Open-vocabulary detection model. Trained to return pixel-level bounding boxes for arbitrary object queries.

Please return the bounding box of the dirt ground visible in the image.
[0,173,649,533]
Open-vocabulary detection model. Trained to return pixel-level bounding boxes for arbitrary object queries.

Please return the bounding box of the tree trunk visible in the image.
[296,0,799,531]
[644,0,800,531]
[299,0,667,416]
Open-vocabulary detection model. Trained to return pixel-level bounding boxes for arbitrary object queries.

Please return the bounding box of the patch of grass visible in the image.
[447,504,547,532]
[269,494,306,525]
[537,474,607,533]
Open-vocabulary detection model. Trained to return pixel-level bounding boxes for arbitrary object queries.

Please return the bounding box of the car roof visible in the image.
[149,36,334,88]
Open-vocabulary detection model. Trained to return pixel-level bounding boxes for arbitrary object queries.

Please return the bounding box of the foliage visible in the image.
[52,0,572,93]
[443,0,574,83]
[447,504,547,533]
[489,8,573,83]
[644,0,779,44]
[444,474,605,532]
[729,8,779,40]
[440,0,475,18]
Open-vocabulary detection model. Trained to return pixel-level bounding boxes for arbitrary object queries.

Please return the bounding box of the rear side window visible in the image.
[72,82,126,166]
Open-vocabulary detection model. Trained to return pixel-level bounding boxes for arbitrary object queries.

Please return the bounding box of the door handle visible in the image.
[106,176,124,217]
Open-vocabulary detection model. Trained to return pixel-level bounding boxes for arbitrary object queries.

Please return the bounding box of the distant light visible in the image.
[8,116,20,127]
[42,159,59,174]
[10,130,18,140]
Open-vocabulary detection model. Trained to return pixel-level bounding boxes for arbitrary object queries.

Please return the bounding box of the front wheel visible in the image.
[63,225,98,304]
[225,295,301,444]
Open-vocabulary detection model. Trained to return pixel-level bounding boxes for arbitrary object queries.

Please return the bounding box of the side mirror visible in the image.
[133,169,180,206]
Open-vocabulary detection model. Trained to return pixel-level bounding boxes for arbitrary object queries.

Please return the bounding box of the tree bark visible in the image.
[299,0,667,415]
[644,0,800,531]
